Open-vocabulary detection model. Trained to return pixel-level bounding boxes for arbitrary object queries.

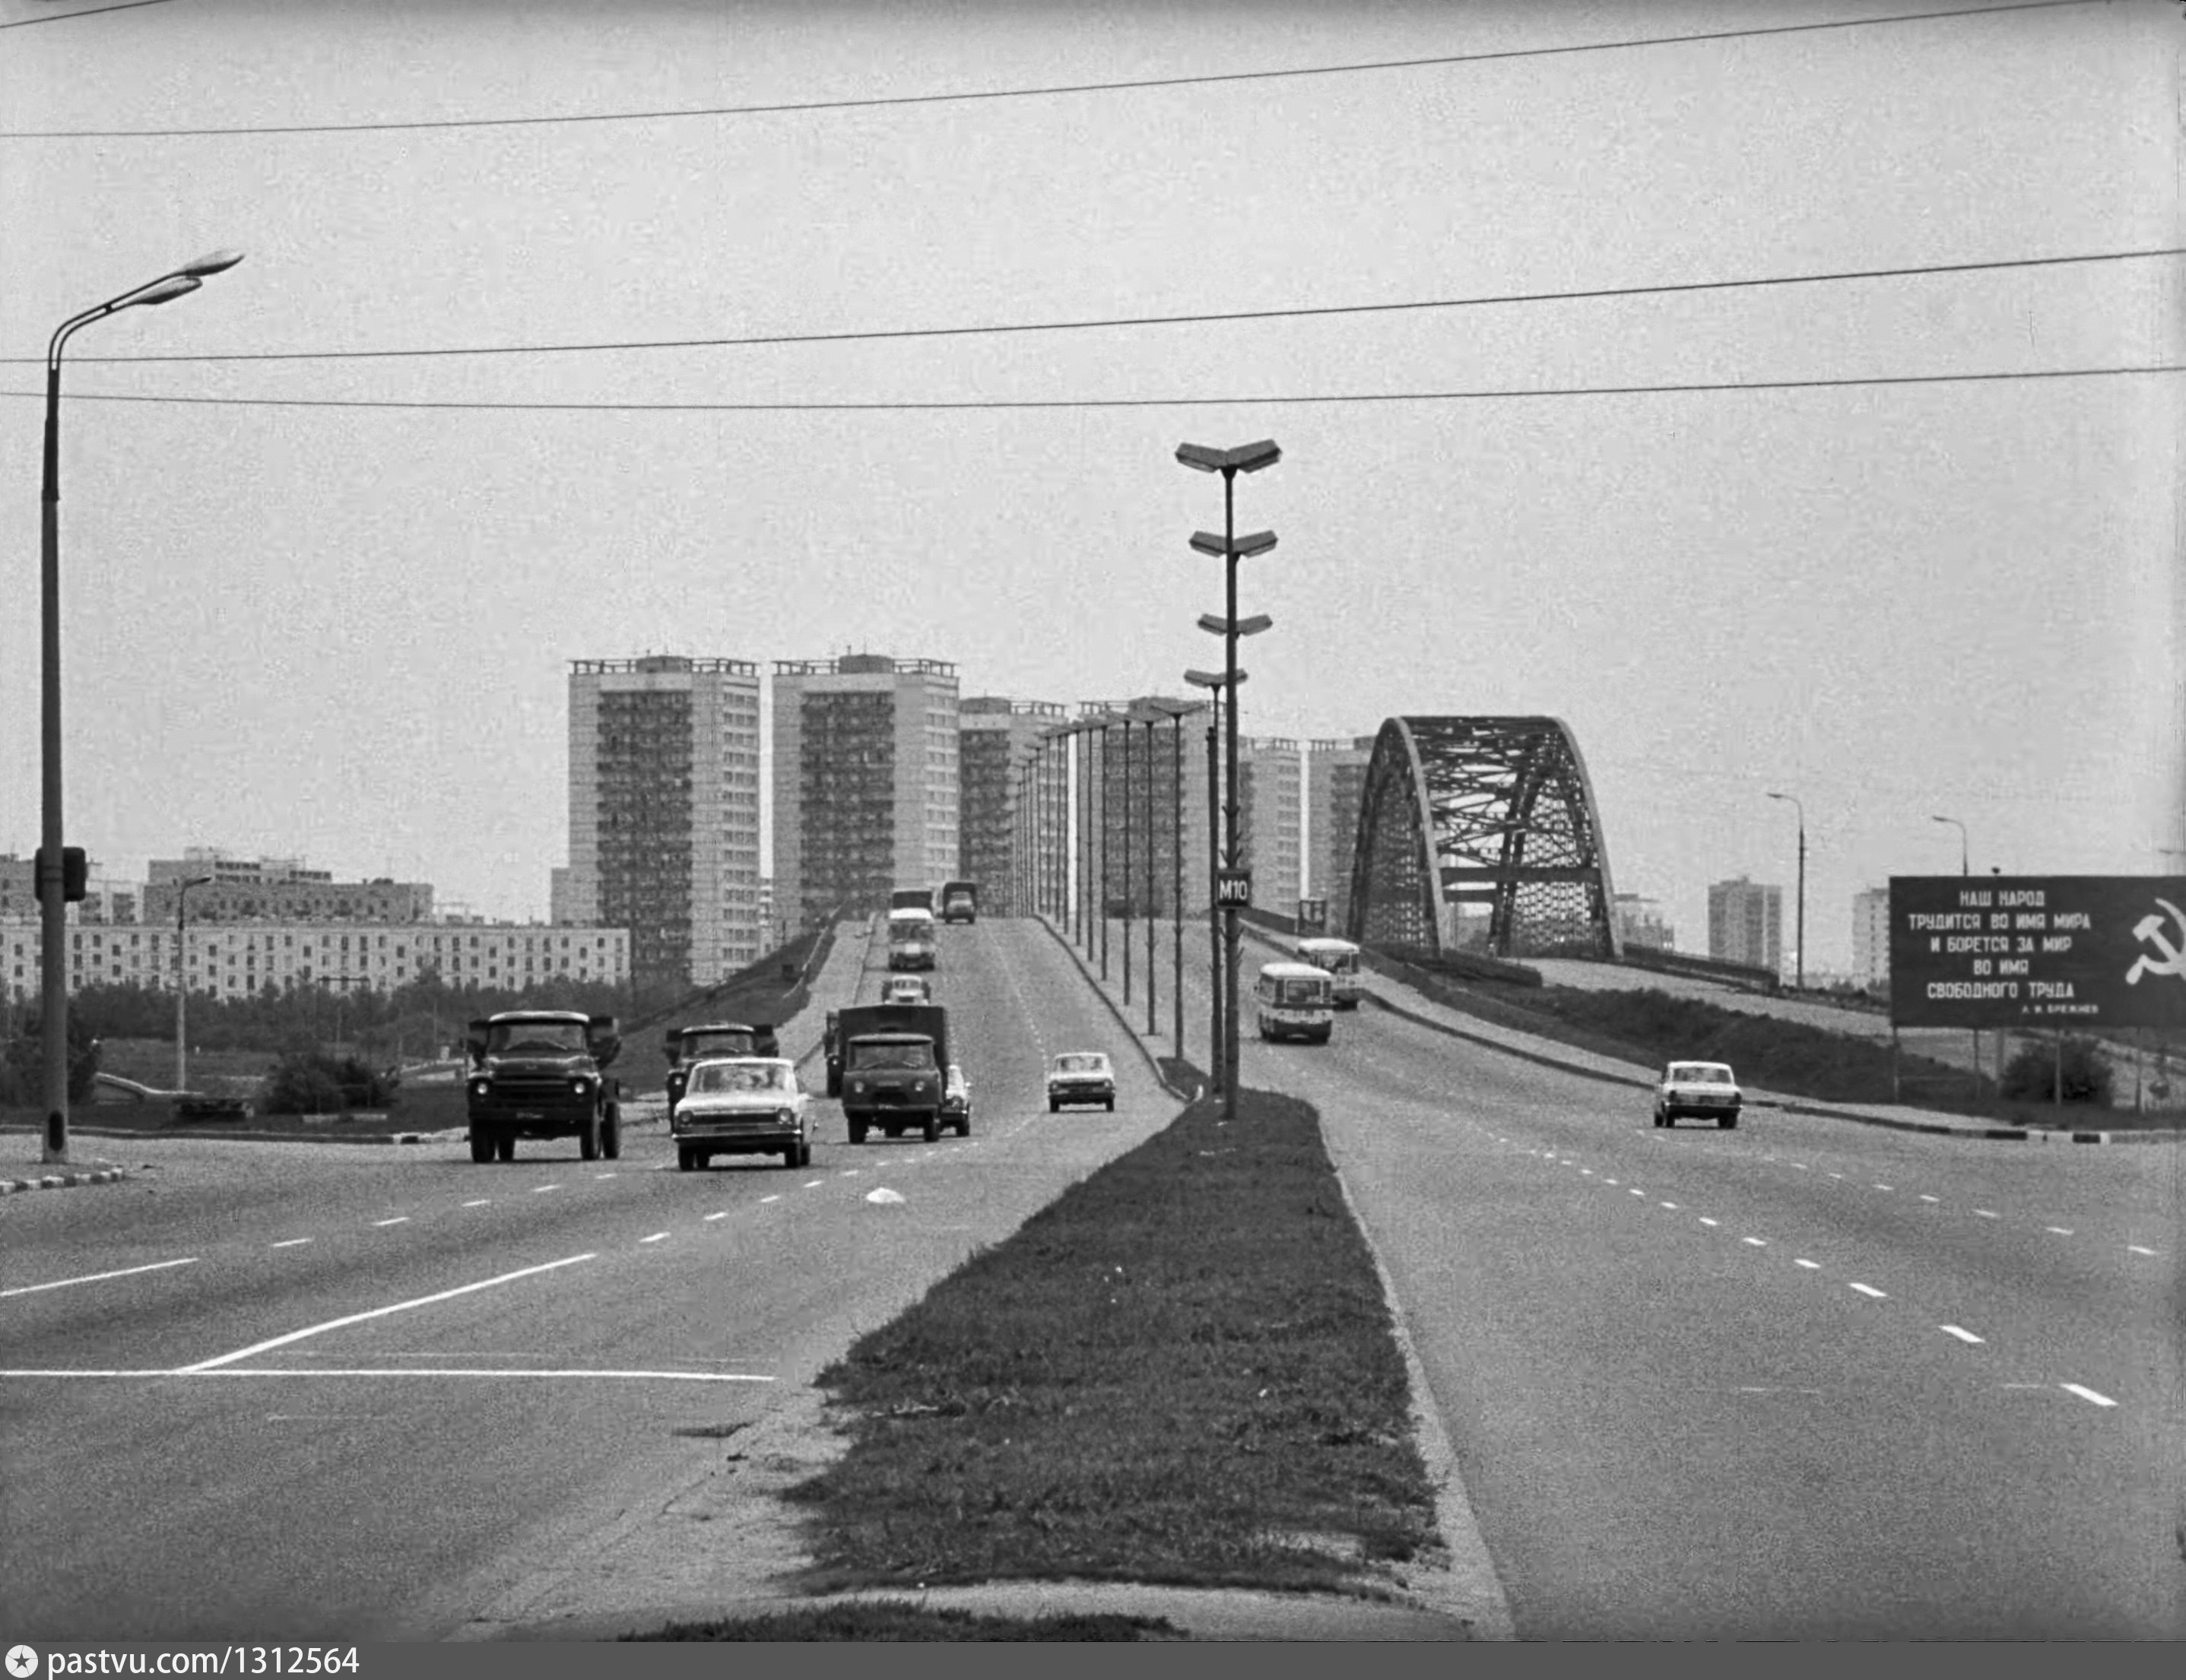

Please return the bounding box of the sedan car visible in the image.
[938,1063,973,1136]
[881,975,932,1005]
[1047,1051,1115,1113]
[671,1055,812,1168]
[1654,1060,1742,1129]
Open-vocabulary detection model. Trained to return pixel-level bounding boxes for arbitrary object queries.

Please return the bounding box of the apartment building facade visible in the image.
[1306,735,1375,934]
[1850,886,1890,990]
[143,849,434,927]
[960,696,1067,914]
[1708,876,1785,974]
[1239,737,1304,920]
[1083,699,1214,919]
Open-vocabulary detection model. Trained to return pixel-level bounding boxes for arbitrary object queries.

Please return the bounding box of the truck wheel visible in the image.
[781,1144,800,1168]
[677,1145,696,1171]
[1720,1114,1738,1130]
[579,1111,601,1161]
[496,1133,516,1162]
[923,1116,939,1143]
[850,1120,868,1145]
[469,1128,493,1164]
[826,1071,842,1097]
[602,1106,622,1160]
[957,1115,971,1137]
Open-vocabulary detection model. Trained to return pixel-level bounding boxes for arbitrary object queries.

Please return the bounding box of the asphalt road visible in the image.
[1204,937,2186,1639]
[1,918,1177,1641]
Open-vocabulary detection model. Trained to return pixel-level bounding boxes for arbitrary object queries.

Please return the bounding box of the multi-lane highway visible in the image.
[1,918,1177,1641]
[7,915,2178,1640]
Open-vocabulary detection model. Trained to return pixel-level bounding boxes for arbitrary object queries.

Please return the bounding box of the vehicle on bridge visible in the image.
[464,1010,623,1162]
[887,905,938,971]
[836,1003,953,1143]
[939,1063,973,1135]
[1046,1051,1115,1112]
[671,1055,812,1169]
[1654,1061,1742,1129]
[941,880,979,924]
[882,974,931,1005]
[1293,937,1363,1008]
[662,1021,779,1117]
[890,886,936,914]
[1254,962,1336,1044]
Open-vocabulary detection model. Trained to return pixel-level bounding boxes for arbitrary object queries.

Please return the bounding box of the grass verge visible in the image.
[771,1083,1439,1598]
[636,1602,1181,1641]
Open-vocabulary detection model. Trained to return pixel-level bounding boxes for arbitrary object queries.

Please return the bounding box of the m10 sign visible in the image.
[1888,876,2186,1029]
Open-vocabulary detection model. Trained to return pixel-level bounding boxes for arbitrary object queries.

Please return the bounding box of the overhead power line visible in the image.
[0,0,174,28]
[0,0,2101,138]
[5,362,2177,414]
[21,246,2180,368]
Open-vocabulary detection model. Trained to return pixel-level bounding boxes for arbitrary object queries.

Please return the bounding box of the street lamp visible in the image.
[40,250,243,1164]
[1131,702,1163,1038]
[173,873,214,1093]
[1179,437,1280,1119]
[1766,791,1806,991]
[1186,667,1247,1094]
[1932,814,1969,876]
[1147,698,1201,1057]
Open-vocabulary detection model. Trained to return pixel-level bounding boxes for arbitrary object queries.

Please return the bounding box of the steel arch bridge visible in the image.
[1345,716,1623,961]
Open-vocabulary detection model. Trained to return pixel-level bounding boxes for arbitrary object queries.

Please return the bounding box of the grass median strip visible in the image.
[774,1085,1439,1599]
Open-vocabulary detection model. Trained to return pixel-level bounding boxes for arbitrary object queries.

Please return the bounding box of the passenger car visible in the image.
[881,975,932,1006]
[671,1055,812,1168]
[1046,1051,1115,1113]
[938,1063,973,1136]
[1654,1061,1742,1129]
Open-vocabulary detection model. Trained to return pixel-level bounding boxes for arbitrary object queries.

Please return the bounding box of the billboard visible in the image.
[1888,876,2186,1029]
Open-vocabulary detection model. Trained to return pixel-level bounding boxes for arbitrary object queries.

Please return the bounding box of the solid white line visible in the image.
[0,1367,773,1383]
[176,1253,596,1372]
[704,1211,730,1222]
[1974,1209,1999,1219]
[373,1217,409,1227]
[271,1238,313,1249]
[1,1257,198,1299]
[1794,1259,1822,1270]
[2061,1383,2117,1409]
[1940,1324,1984,1344]
[2045,1226,2073,1236]
[461,1200,490,1208]
[1743,1237,1768,1247]
[1849,1282,1887,1298]
[639,1232,669,1244]
[2127,1244,2157,1256]
[1699,1217,1720,1227]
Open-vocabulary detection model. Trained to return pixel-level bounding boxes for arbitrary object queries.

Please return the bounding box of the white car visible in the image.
[671,1055,812,1168]
[1654,1061,1743,1130]
[881,975,931,1005]
[1047,1051,1115,1113]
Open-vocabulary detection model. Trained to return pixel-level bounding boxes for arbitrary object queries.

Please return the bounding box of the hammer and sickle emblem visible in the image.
[2125,897,2186,985]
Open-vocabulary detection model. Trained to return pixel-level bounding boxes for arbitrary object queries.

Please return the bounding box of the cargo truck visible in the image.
[833,1003,961,1143]
[940,880,979,924]
[465,1010,623,1162]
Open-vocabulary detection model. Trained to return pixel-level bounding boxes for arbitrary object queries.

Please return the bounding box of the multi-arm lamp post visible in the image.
[1185,667,1245,1097]
[173,872,214,1094]
[1178,439,1280,1119]
[1766,791,1806,992]
[41,249,244,1164]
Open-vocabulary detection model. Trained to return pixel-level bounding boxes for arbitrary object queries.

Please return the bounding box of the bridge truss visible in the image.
[1346,716,1623,961]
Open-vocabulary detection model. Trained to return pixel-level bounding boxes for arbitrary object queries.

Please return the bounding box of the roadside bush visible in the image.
[262,1052,397,1114]
[0,1013,102,1106]
[1998,1036,2114,1105]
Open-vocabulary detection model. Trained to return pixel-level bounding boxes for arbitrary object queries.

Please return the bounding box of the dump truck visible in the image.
[940,880,979,924]
[662,1020,780,1116]
[465,1010,622,1162]
[833,1003,958,1143]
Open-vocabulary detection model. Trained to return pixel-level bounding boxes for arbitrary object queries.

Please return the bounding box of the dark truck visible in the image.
[465,1010,622,1162]
[833,1003,963,1144]
[662,1020,779,1116]
[940,880,979,924]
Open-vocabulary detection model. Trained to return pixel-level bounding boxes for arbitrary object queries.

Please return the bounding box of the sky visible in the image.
[1,0,2178,974]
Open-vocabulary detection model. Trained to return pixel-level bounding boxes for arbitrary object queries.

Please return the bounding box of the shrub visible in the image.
[262,1052,397,1114]
[1998,1036,2115,1105]
[0,1013,102,1106]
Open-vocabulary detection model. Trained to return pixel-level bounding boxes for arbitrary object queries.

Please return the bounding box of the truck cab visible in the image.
[465,1010,622,1162]
[662,1021,779,1115]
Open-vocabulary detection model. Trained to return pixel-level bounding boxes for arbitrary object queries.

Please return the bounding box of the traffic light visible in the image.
[35,845,87,902]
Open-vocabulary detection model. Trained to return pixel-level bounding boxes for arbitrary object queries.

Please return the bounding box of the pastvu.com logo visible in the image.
[8,1646,40,1678]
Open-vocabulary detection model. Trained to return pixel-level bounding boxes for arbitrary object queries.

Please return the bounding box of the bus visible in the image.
[1293,937,1363,1008]
[887,905,938,971]
[1253,961,1335,1044]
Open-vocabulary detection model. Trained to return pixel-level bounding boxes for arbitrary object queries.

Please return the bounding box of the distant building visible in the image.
[1306,736,1376,937]
[1709,876,1784,974]
[1851,886,1890,989]
[1083,699,1214,918]
[1,919,629,1003]
[1239,737,1304,919]
[1613,892,1675,951]
[141,849,435,928]
[773,655,960,924]
[960,697,1067,915]
[0,851,114,925]
[562,655,764,991]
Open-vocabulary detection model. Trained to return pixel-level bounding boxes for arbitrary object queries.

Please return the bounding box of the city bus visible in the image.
[1253,961,1335,1044]
[1293,937,1363,1008]
[887,906,938,971]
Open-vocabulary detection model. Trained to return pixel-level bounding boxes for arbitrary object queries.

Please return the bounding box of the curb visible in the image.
[1030,915,1199,1102]
[1,1165,128,1195]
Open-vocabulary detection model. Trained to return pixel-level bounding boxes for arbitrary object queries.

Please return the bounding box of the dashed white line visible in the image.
[373,1217,409,1228]
[1698,1217,1720,1228]
[1794,1259,1822,1270]
[802,1180,823,1190]
[2061,1384,2117,1409]
[1874,1184,1893,1192]
[1940,1325,1984,1344]
[1579,1168,1594,1176]
[531,1185,560,1194]
[1628,1188,1646,1197]
[1828,1171,1845,1180]
[1742,1237,1768,1247]
[760,1194,782,1204]
[1791,1162,1809,1170]
[1974,1209,1998,1219]
[1604,1178,1619,1186]
[1918,1195,1940,1204]
[2,1257,200,1298]
[271,1238,313,1249]
[2127,1244,2157,1257]
[2045,1227,2074,1236]
[704,1211,730,1222]
[839,1170,860,1178]
[639,1233,669,1245]
[1849,1283,1887,1299]
[594,1173,617,1181]
[1659,1201,1679,1210]
[461,1200,490,1209]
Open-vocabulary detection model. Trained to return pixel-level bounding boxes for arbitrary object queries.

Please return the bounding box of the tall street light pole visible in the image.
[1147,699,1199,1056]
[1134,705,1160,1038]
[1179,439,1280,1119]
[1766,791,1806,992]
[173,873,214,1093]
[1186,669,1245,1095]
[1119,709,1134,1010]
[41,250,243,1165]
[1932,814,1969,877]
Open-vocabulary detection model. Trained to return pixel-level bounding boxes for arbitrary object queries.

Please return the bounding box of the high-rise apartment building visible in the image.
[1083,699,1214,919]
[561,655,763,991]
[1239,737,1304,919]
[1851,886,1890,990]
[1306,735,1376,935]
[960,697,1066,914]
[144,849,433,927]
[1708,876,1784,974]
[1613,892,1675,951]
[773,655,960,924]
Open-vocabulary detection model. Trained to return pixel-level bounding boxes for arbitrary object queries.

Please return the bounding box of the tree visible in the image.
[1,1008,103,1106]
[1999,1035,2115,1105]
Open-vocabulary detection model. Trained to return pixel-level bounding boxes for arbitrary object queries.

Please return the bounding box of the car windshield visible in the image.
[1277,978,1329,1005]
[1055,1054,1107,1074]
[691,1063,785,1094]
[851,1042,934,1070]
[487,1021,585,1054]
[1672,1064,1734,1085]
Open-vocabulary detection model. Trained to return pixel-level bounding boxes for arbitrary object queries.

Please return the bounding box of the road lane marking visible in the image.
[839,1170,860,1177]
[1742,1237,1768,1247]
[639,1233,669,1244]
[2127,1244,2157,1256]
[2061,1384,2116,1408]
[1699,1218,1720,1227]
[1579,1168,1594,1176]
[760,1195,782,1204]
[0,1368,773,1383]
[373,1217,410,1227]
[595,1173,617,1180]
[704,1211,730,1222]
[1974,1209,1998,1219]
[1604,1178,1619,1186]
[802,1180,823,1189]
[1794,1259,1822,1270]
[1659,1201,1679,1209]
[1828,1172,1845,1179]
[1849,1283,1887,1298]
[271,1238,313,1249]
[2045,1227,2073,1236]
[176,1253,597,1372]
[461,1200,490,1209]
[1874,1184,1893,1192]
[1791,1162,1809,1170]
[1629,1188,1646,1197]
[1,1257,199,1298]
[531,1185,560,1194]
[1918,1195,1940,1204]
[1940,1325,1984,1344]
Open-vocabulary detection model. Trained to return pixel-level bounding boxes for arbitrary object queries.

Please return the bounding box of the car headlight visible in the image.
[777,1108,795,1124]
[570,1076,592,1094]
[469,1079,490,1098]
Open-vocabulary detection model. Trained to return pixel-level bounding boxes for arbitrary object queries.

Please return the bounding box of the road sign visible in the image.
[1887,875,2186,1029]
[1217,869,1252,908]
[1297,896,1328,933]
